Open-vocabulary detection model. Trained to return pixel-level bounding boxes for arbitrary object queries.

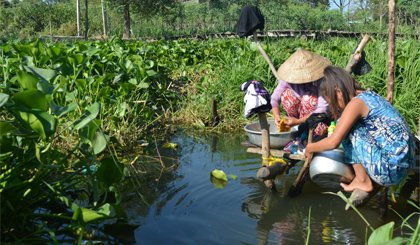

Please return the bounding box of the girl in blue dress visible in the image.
[304,66,415,206]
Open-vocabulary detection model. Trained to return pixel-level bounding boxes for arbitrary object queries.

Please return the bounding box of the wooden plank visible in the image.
[247,148,306,161]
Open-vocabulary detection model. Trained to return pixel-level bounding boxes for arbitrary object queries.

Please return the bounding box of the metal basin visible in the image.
[309,148,354,190]
[244,119,299,149]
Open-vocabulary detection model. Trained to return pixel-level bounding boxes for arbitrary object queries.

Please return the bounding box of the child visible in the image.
[304,66,415,209]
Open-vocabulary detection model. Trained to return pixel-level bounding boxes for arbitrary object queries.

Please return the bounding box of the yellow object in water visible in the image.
[278,119,291,132]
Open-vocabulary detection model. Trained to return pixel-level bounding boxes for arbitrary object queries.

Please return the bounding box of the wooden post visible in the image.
[76,0,81,36]
[101,0,107,37]
[49,1,52,42]
[84,0,88,41]
[258,112,270,160]
[257,112,274,189]
[345,34,371,74]
[386,0,396,104]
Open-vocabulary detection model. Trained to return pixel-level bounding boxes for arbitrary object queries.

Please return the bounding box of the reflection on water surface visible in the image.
[117,131,417,245]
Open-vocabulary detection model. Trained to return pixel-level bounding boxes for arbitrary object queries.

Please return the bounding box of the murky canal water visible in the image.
[118,131,417,245]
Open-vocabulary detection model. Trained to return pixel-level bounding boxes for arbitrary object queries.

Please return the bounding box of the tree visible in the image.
[332,0,352,15]
[109,0,177,39]
[0,0,11,7]
[372,0,388,31]
[301,0,330,8]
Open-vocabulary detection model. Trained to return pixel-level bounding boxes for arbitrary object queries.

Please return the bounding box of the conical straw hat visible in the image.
[277,48,332,84]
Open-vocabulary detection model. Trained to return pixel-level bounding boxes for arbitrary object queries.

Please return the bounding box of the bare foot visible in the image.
[340,176,374,193]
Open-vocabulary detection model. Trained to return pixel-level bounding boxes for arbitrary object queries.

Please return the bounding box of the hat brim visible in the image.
[277,48,332,84]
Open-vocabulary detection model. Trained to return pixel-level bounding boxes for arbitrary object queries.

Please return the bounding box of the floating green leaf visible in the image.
[210,169,227,181]
[162,142,178,149]
[228,175,238,180]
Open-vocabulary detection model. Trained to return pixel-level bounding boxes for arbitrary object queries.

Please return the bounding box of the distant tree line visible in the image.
[0,0,419,39]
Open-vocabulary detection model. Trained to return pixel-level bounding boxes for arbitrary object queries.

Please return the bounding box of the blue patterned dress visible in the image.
[341,89,415,187]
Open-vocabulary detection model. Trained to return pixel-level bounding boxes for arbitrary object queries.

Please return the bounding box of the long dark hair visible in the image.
[319,66,365,120]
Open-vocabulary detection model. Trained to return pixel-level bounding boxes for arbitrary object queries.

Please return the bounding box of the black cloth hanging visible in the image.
[234,6,265,38]
[352,37,372,76]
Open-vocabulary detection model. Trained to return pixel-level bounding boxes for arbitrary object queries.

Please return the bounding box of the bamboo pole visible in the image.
[386,0,396,104]
[253,30,281,82]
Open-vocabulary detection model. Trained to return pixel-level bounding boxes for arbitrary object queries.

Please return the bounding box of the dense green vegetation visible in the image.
[1,31,419,243]
[1,0,419,39]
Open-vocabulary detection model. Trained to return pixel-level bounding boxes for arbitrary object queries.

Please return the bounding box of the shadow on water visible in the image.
[116,131,418,245]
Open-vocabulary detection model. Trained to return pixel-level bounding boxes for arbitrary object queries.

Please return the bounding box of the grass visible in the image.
[170,36,420,136]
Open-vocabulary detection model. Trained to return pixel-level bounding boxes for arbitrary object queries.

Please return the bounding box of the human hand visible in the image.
[274,115,282,128]
[283,117,299,128]
[304,144,313,163]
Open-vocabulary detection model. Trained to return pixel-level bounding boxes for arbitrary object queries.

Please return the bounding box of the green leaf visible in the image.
[0,93,9,107]
[39,55,51,67]
[91,131,109,155]
[72,102,100,130]
[75,79,87,92]
[228,175,238,180]
[37,80,55,95]
[45,94,77,117]
[396,57,406,69]
[13,89,48,111]
[15,105,57,139]
[87,48,101,57]
[17,70,39,90]
[24,66,57,82]
[67,54,84,67]
[146,70,157,77]
[73,207,108,225]
[119,83,136,95]
[96,156,124,188]
[12,44,32,56]
[0,122,18,136]
[98,86,111,99]
[80,120,100,142]
[250,42,258,51]
[368,221,394,245]
[211,169,228,181]
[47,46,63,59]
[115,102,127,117]
[380,237,411,245]
[162,142,178,149]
